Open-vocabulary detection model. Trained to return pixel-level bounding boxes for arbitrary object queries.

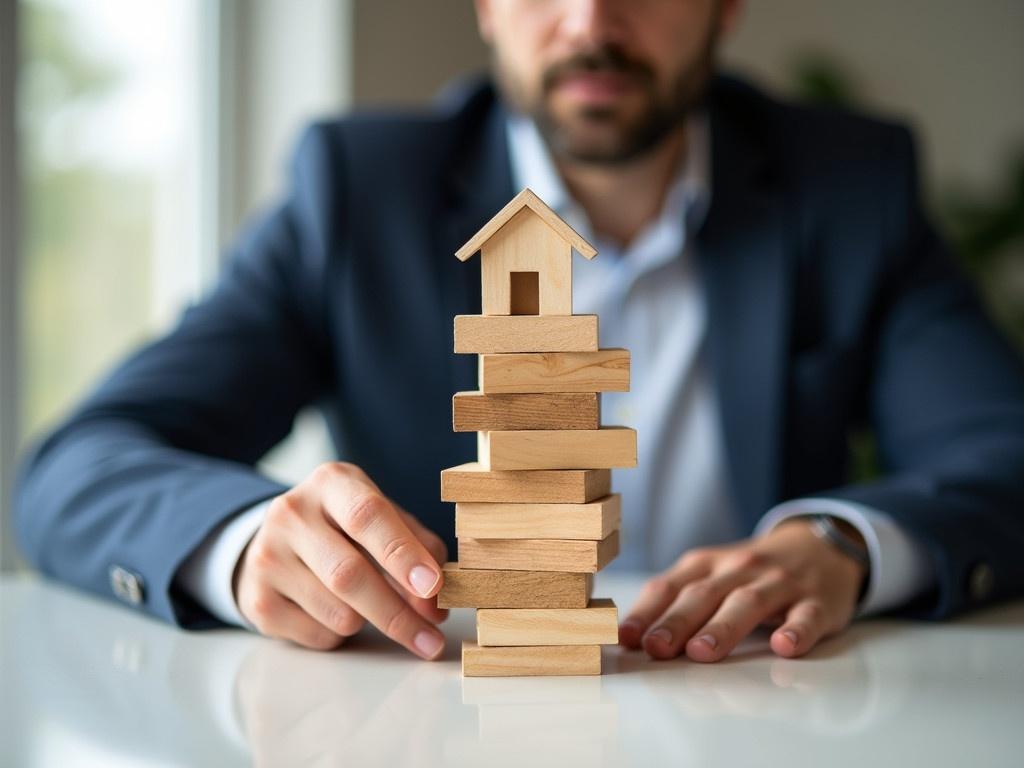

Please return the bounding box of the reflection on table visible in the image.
[2,574,1022,767]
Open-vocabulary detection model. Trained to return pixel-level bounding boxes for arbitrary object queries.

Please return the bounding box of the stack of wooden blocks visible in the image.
[438,189,637,677]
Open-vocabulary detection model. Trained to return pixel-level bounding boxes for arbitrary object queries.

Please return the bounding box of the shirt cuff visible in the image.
[754,498,935,616]
[176,500,272,628]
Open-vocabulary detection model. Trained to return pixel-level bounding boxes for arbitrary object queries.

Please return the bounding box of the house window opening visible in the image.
[509,271,540,315]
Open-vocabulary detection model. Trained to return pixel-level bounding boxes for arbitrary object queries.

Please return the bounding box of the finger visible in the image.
[400,507,448,566]
[246,588,345,651]
[619,554,712,648]
[272,555,367,638]
[685,574,801,663]
[394,507,450,619]
[347,532,448,624]
[319,468,443,599]
[382,567,449,624]
[643,568,752,660]
[770,599,833,658]
[346,541,449,624]
[365,504,448,621]
[294,520,446,660]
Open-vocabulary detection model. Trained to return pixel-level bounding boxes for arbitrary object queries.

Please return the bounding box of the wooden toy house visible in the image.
[455,187,597,316]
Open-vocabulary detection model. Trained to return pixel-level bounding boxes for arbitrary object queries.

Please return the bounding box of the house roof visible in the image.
[454,187,598,262]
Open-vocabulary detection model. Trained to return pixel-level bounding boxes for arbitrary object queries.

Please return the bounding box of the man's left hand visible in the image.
[618,518,867,662]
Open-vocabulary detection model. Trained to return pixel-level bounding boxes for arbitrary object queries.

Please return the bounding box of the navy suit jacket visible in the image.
[15,76,1024,627]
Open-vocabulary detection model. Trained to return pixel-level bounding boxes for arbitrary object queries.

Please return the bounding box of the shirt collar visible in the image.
[504,110,712,259]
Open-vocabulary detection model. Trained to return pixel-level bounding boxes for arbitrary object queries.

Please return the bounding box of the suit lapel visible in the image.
[438,87,515,388]
[697,90,792,527]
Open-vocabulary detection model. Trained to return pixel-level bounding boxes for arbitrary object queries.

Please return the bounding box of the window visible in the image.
[509,271,540,315]
[2,0,352,571]
[18,0,207,445]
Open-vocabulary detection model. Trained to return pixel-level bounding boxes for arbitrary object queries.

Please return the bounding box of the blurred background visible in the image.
[1,0,1023,571]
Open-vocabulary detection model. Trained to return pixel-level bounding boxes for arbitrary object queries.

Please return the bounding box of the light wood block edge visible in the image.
[458,529,620,573]
[478,427,637,470]
[440,462,612,504]
[476,598,619,647]
[454,314,599,354]
[462,641,602,677]
[478,348,630,394]
[456,494,621,540]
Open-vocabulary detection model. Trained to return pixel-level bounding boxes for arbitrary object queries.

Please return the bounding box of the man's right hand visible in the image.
[233,462,449,659]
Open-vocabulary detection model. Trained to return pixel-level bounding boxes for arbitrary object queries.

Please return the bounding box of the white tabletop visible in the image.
[2,572,1022,767]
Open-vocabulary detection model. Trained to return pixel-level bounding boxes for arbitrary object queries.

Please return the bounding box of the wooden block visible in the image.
[459,530,620,573]
[478,349,629,393]
[440,462,611,503]
[477,598,618,647]
[456,494,620,540]
[452,391,599,431]
[478,427,637,470]
[436,563,593,608]
[462,640,601,677]
[454,314,598,354]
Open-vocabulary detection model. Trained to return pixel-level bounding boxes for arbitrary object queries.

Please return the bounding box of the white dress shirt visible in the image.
[178,112,935,627]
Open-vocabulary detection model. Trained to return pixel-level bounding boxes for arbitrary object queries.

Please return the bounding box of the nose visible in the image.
[557,0,627,49]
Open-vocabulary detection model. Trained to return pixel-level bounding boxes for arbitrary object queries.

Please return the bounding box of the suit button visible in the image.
[110,565,146,605]
[967,562,995,602]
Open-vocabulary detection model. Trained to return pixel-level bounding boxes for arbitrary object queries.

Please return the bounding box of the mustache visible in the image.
[542,46,655,91]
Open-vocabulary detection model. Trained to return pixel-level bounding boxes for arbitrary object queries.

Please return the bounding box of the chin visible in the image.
[540,112,650,164]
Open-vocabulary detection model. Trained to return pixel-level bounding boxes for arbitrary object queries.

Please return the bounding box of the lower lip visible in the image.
[554,72,636,104]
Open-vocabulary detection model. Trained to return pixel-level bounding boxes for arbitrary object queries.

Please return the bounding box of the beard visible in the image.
[495,35,718,166]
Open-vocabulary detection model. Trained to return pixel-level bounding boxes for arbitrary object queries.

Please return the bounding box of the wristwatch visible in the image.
[809,515,871,602]
[809,515,870,569]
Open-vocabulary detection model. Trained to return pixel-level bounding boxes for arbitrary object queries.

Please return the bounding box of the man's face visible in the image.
[475,0,738,165]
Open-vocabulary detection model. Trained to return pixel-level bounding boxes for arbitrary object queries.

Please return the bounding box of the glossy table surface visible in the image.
[2,573,1022,767]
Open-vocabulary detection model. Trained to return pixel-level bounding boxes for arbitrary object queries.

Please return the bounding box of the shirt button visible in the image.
[109,565,146,606]
[967,562,995,602]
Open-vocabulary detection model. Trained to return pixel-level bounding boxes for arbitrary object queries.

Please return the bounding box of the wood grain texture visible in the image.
[455,188,597,262]
[436,563,593,608]
[454,315,598,354]
[478,427,637,470]
[452,391,600,431]
[481,209,572,315]
[476,598,618,646]
[459,530,620,573]
[440,462,611,503]
[462,640,601,677]
[478,349,629,393]
[455,494,620,541]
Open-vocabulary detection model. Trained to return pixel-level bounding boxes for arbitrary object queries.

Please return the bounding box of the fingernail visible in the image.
[697,633,718,649]
[782,629,799,645]
[413,630,444,659]
[648,627,673,645]
[409,565,440,597]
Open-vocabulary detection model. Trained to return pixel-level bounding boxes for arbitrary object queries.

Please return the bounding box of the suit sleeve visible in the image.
[825,127,1024,619]
[13,124,342,627]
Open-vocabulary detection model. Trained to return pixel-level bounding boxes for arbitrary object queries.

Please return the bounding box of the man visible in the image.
[15,0,1024,663]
